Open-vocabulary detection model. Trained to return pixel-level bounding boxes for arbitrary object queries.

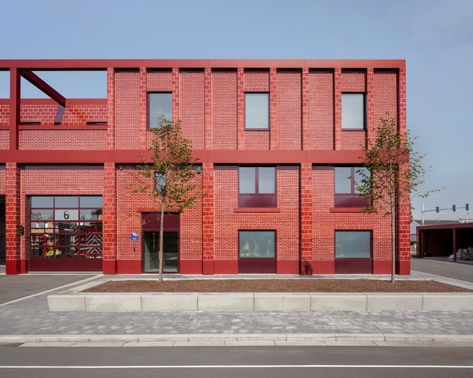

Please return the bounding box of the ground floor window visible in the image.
[29,196,103,270]
[335,230,372,273]
[238,230,276,273]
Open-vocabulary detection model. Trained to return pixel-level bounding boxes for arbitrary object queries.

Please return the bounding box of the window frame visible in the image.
[334,166,370,208]
[244,92,270,130]
[341,92,366,131]
[334,230,373,274]
[147,91,173,129]
[238,166,276,208]
[238,230,276,259]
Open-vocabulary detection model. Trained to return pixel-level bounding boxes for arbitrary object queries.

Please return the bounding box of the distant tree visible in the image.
[356,116,431,283]
[133,119,199,282]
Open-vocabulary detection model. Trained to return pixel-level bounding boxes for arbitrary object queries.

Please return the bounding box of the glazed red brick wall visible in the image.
[115,70,141,149]
[19,130,106,150]
[0,166,5,193]
[116,165,202,273]
[214,165,300,273]
[307,70,334,150]
[147,69,173,92]
[0,100,107,125]
[179,70,205,150]
[341,69,366,92]
[19,165,104,263]
[0,130,8,149]
[373,70,398,123]
[276,70,301,150]
[0,104,8,125]
[312,166,391,274]
[211,70,237,150]
[5,163,21,273]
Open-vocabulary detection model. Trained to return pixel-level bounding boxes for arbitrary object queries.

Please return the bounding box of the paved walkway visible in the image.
[412,258,473,283]
[1,276,473,338]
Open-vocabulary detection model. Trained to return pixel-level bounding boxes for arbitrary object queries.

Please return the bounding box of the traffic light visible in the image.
[435,206,439,213]
[466,203,470,211]
[452,205,456,212]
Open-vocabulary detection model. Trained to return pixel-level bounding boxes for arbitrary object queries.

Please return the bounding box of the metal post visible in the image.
[421,201,425,225]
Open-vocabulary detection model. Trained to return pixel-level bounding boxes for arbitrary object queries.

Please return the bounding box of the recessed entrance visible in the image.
[142,213,179,273]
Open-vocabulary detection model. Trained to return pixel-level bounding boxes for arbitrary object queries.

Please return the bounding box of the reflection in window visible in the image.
[245,93,269,129]
[342,93,365,130]
[239,231,275,258]
[148,92,172,128]
[334,167,370,207]
[335,231,371,259]
[238,167,276,207]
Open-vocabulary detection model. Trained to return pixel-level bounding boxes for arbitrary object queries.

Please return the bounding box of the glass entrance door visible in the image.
[143,231,179,273]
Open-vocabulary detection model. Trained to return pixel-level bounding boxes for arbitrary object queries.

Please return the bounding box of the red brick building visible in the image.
[0,59,410,275]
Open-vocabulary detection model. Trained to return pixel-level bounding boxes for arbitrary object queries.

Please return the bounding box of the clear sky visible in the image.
[0,0,472,221]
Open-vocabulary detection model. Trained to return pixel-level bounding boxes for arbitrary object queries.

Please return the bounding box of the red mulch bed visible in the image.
[84,279,471,293]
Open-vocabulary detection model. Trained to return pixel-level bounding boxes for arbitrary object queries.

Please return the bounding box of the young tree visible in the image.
[134,119,199,282]
[356,116,428,283]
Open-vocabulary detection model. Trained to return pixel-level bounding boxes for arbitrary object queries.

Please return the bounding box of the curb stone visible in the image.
[1,333,473,347]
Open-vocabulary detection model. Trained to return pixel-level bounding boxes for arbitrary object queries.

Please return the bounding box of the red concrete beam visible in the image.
[20,70,66,107]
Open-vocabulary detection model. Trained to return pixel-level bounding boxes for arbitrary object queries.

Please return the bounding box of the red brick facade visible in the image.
[0,59,409,275]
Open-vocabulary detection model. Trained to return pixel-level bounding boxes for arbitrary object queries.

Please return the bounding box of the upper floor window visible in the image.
[148,92,172,129]
[245,93,269,130]
[238,166,275,207]
[342,93,365,130]
[334,167,370,207]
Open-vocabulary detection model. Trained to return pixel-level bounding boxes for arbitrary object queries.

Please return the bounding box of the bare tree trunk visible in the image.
[159,203,165,282]
[391,208,396,283]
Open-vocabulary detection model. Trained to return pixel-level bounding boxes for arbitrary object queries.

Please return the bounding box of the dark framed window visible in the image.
[245,92,269,130]
[342,93,365,130]
[29,196,103,260]
[148,92,172,128]
[334,167,370,207]
[239,231,275,258]
[238,167,276,207]
[335,231,371,259]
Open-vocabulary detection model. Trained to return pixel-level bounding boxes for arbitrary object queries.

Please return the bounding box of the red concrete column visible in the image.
[102,162,117,274]
[397,66,410,275]
[172,68,180,122]
[106,68,115,150]
[139,67,147,149]
[300,162,313,274]
[301,68,309,150]
[5,162,21,274]
[334,68,342,150]
[237,67,244,150]
[204,67,212,149]
[9,67,20,151]
[202,162,214,274]
[269,68,277,150]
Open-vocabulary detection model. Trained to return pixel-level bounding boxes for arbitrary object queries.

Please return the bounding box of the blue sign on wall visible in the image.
[130,232,139,241]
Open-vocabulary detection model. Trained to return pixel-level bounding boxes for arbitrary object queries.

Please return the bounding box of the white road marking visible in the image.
[0,274,101,307]
[0,364,472,369]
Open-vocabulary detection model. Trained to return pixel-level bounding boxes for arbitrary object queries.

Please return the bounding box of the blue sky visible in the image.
[0,0,472,221]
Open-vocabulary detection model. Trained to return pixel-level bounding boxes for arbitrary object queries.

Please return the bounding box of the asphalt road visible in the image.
[0,346,472,378]
[0,272,96,304]
[412,258,473,283]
